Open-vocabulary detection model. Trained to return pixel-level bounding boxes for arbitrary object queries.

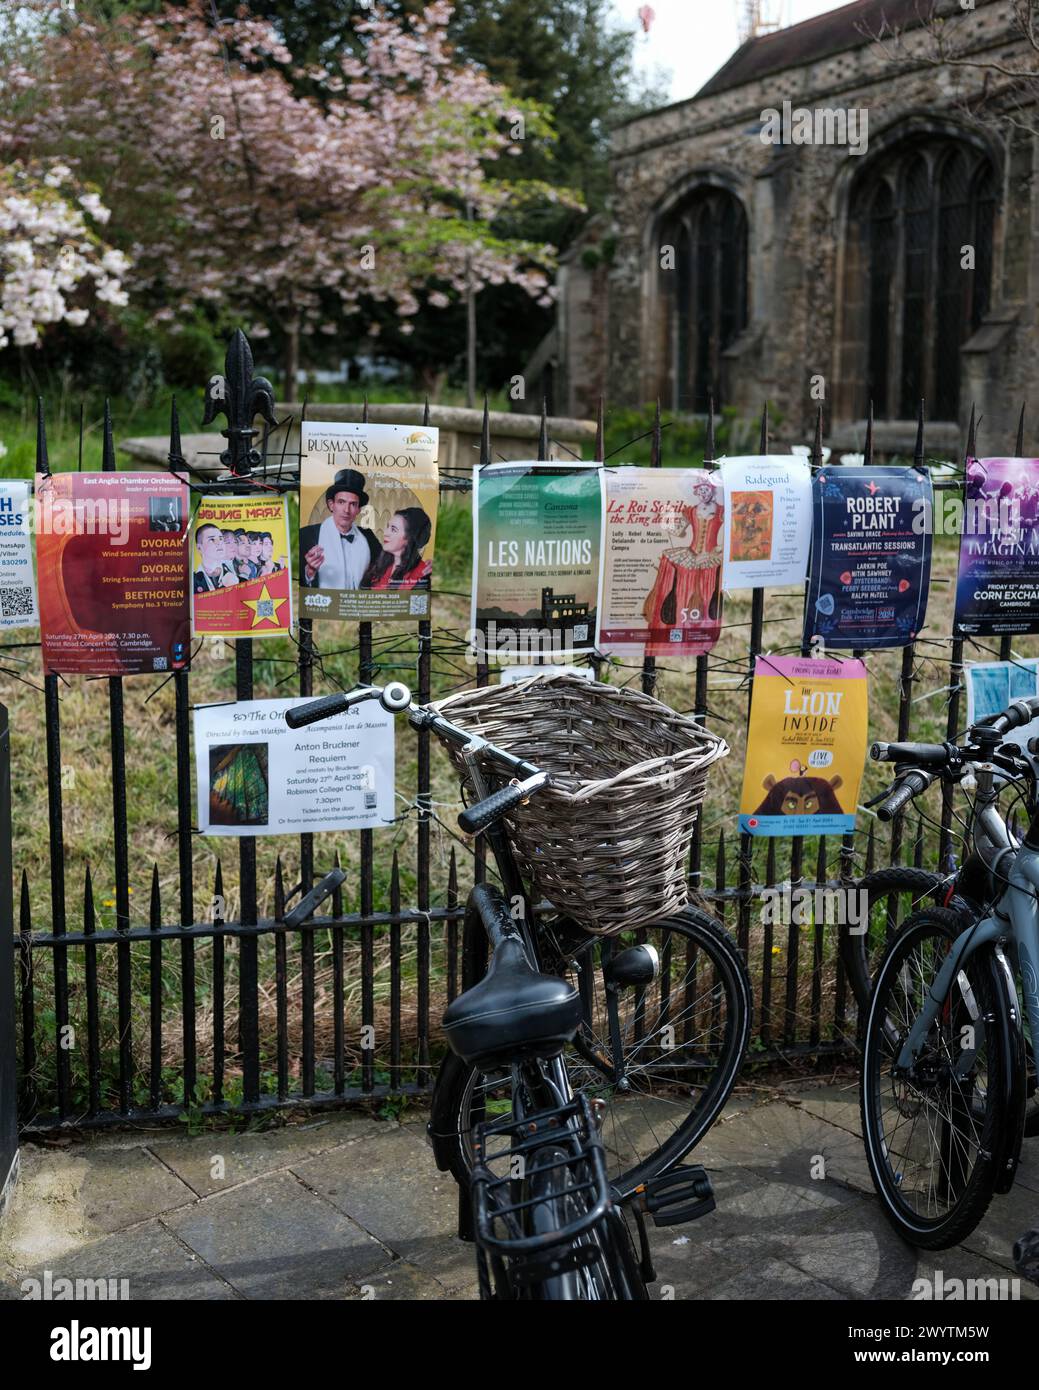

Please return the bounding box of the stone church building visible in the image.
[549,0,1039,453]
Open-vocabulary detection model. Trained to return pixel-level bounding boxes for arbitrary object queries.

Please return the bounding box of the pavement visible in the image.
[1,1077,1036,1301]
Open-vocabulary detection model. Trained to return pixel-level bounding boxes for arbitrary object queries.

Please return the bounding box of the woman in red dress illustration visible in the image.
[362,507,433,591]
[642,480,723,656]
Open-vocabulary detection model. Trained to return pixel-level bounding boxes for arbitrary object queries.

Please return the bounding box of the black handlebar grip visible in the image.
[458,782,529,835]
[877,771,929,823]
[871,741,948,767]
[285,693,352,729]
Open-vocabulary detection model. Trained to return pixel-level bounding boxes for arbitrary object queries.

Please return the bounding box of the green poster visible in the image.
[472,462,605,662]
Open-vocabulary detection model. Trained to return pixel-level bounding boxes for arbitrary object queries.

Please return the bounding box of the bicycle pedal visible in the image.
[639,1165,715,1228]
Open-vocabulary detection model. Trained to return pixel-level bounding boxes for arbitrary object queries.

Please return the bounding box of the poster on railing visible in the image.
[804,466,932,650]
[472,461,604,661]
[600,467,723,657]
[192,496,293,638]
[37,472,190,676]
[965,658,1039,768]
[299,421,438,622]
[194,696,395,836]
[719,456,812,589]
[954,457,1039,636]
[738,655,868,837]
[0,480,38,630]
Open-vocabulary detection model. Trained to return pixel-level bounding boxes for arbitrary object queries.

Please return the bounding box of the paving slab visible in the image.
[149,1113,386,1197]
[292,1127,459,1270]
[11,1221,236,1302]
[349,1260,451,1301]
[165,1170,390,1299]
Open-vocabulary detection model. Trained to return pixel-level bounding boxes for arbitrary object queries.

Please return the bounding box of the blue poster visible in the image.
[804,467,932,651]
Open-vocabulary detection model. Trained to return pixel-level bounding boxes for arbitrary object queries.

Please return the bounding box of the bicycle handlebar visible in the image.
[876,769,934,822]
[284,680,550,835]
[458,773,549,835]
[871,741,950,767]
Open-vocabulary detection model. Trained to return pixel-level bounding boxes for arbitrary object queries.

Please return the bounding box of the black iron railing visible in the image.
[8,330,1029,1131]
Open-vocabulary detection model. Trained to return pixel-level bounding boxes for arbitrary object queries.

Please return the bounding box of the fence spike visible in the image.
[149,863,161,927]
[705,392,716,465]
[101,398,115,471]
[538,396,549,462]
[273,854,285,919]
[19,868,30,932]
[480,394,491,467]
[865,820,876,874]
[422,397,430,428]
[362,393,369,425]
[447,847,458,908]
[35,397,50,476]
[864,399,874,466]
[716,829,726,889]
[594,396,604,463]
[169,396,185,468]
[1016,402,1026,456]
[758,401,769,454]
[331,849,343,917]
[811,404,823,469]
[82,864,94,930]
[213,859,225,923]
[914,399,925,470]
[650,398,662,468]
[965,403,977,463]
[390,849,401,915]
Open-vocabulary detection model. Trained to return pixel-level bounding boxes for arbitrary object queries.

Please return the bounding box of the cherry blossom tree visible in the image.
[0,0,575,385]
[0,158,129,352]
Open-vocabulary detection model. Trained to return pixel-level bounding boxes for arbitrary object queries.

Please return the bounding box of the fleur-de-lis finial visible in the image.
[202,329,276,477]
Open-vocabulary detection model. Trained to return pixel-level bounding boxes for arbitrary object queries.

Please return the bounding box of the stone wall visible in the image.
[594,0,1038,452]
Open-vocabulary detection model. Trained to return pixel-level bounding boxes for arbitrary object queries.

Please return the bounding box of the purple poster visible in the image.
[804,467,932,650]
[954,457,1039,637]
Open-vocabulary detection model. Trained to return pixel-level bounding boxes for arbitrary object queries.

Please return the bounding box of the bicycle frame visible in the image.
[895,777,1039,1095]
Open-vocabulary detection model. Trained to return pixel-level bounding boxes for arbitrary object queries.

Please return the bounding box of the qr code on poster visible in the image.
[0,587,34,620]
[152,656,168,671]
[572,623,589,642]
[409,593,428,616]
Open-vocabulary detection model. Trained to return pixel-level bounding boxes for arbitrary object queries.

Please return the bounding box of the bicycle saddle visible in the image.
[442,935,581,1070]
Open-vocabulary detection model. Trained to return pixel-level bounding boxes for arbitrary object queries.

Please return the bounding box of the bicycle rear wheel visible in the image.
[860,908,1007,1249]
[433,904,751,1199]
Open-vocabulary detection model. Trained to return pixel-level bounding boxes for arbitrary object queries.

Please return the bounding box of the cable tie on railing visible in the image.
[911,682,959,704]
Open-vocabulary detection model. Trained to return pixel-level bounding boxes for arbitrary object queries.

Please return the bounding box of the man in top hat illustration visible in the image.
[300,469,381,589]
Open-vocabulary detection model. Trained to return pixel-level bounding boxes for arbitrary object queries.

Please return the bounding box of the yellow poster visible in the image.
[739,655,868,837]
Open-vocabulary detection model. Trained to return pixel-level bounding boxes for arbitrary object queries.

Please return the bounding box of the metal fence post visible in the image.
[0,704,17,1217]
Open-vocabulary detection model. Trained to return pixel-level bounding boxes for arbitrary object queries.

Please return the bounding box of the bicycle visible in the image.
[285,675,751,1298]
[859,694,1039,1248]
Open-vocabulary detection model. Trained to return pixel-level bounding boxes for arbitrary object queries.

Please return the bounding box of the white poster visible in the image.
[965,659,1039,771]
[0,480,38,629]
[720,456,812,590]
[498,664,594,685]
[194,697,395,837]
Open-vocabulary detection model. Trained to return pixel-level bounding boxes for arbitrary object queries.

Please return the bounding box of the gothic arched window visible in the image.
[845,138,996,420]
[657,188,748,413]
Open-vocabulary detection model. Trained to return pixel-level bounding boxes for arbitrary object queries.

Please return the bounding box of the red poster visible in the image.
[37,472,191,676]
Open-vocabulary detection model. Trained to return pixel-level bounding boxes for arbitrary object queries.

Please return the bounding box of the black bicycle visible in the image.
[286,678,751,1299]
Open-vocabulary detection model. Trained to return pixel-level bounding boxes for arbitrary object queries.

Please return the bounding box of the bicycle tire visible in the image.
[519,1148,647,1301]
[838,866,943,1019]
[431,904,751,1201]
[860,907,1007,1250]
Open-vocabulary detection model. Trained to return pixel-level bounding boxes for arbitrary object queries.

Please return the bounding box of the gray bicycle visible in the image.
[861,693,1039,1248]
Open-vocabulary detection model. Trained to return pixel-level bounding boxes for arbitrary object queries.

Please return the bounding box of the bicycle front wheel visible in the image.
[838,866,943,1024]
[433,905,752,1199]
[860,908,1007,1249]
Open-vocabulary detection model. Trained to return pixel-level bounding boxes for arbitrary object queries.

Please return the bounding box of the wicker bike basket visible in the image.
[433,674,728,935]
